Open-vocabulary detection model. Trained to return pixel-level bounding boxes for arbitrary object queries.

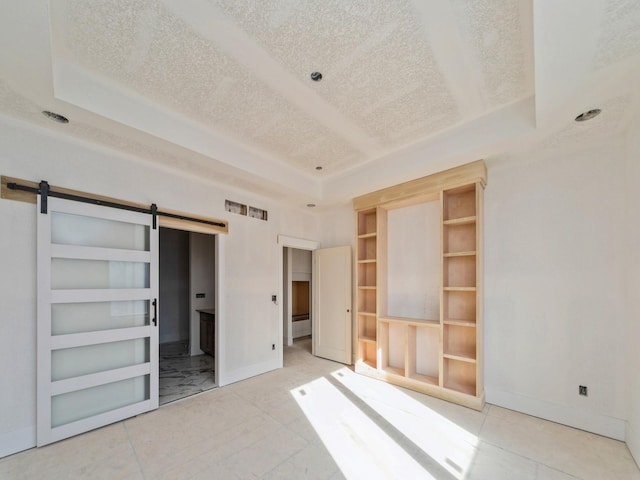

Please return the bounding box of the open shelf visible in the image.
[357,207,381,373]
[358,340,377,369]
[444,255,476,288]
[443,290,476,323]
[358,289,377,315]
[443,352,477,363]
[443,216,476,226]
[443,184,476,221]
[358,314,377,342]
[407,325,439,386]
[358,209,377,236]
[382,365,405,376]
[444,358,476,395]
[379,321,406,378]
[444,319,476,327]
[443,251,476,257]
[444,324,476,361]
[444,223,476,254]
[358,235,377,261]
[379,316,439,328]
[443,287,476,292]
[357,262,376,287]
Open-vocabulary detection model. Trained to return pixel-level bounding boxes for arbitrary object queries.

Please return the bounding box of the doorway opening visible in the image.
[159,228,216,404]
[283,247,313,347]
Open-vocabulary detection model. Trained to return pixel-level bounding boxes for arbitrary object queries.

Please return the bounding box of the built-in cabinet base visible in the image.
[355,360,485,410]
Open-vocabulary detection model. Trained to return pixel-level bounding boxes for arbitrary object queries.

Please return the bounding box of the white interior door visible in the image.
[312,246,352,364]
[37,197,159,446]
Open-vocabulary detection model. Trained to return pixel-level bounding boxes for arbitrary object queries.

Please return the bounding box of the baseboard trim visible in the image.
[0,426,35,459]
[487,388,626,441]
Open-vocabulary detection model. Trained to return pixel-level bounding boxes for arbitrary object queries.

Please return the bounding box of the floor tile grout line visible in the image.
[123,419,148,480]
[476,435,584,480]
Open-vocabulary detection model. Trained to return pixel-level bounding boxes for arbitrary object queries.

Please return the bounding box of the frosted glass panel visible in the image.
[52,301,149,335]
[51,375,149,428]
[51,259,149,289]
[51,212,149,251]
[52,338,149,381]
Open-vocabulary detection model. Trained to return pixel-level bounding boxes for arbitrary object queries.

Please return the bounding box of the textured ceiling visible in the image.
[0,0,638,207]
[52,0,532,176]
[595,0,640,70]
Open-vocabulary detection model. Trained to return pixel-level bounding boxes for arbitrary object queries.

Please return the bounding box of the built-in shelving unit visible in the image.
[353,160,485,410]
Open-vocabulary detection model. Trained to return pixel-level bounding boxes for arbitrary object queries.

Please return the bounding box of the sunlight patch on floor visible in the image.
[330,367,478,479]
[291,376,437,480]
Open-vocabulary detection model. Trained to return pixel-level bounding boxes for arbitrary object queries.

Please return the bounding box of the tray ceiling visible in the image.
[0,0,638,207]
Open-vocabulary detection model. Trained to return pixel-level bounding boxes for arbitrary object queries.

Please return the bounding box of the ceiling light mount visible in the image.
[306,203,316,208]
[315,166,323,171]
[574,108,601,122]
[42,110,69,124]
[310,71,323,82]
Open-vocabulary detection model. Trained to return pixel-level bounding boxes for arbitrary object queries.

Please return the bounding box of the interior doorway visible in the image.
[159,228,216,404]
[283,247,313,347]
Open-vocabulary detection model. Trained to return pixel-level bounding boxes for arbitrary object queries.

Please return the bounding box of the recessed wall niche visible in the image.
[386,201,440,321]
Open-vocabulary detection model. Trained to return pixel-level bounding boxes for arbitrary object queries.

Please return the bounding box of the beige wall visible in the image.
[625,114,640,464]
[484,136,628,439]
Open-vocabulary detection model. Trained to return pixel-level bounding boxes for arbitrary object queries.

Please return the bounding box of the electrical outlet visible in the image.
[579,385,588,396]
[272,344,275,350]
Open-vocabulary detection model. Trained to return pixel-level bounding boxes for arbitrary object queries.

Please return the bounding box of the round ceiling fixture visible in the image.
[574,109,601,122]
[42,110,69,124]
[306,203,316,208]
[310,71,323,82]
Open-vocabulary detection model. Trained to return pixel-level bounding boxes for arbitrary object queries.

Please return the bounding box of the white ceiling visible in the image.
[0,1,638,208]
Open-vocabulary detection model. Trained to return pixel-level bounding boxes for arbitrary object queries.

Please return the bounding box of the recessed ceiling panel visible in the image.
[212,0,460,148]
[451,0,532,107]
[55,0,362,175]
[595,0,640,70]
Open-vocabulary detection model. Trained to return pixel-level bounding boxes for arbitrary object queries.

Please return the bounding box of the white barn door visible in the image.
[37,197,159,446]
[312,246,352,364]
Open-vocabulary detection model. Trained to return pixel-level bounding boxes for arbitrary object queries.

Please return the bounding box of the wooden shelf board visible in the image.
[358,311,377,317]
[358,286,377,290]
[443,216,476,226]
[358,335,376,344]
[443,251,476,258]
[358,259,377,264]
[444,380,476,396]
[358,232,377,239]
[443,287,476,292]
[382,365,405,377]
[444,352,477,363]
[444,319,476,327]
[408,373,438,386]
[379,316,440,327]
[357,359,377,370]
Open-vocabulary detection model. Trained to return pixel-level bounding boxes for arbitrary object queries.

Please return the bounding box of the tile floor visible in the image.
[1,338,638,479]
[159,341,216,405]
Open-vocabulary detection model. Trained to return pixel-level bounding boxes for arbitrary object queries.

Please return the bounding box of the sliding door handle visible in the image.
[152,299,157,326]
